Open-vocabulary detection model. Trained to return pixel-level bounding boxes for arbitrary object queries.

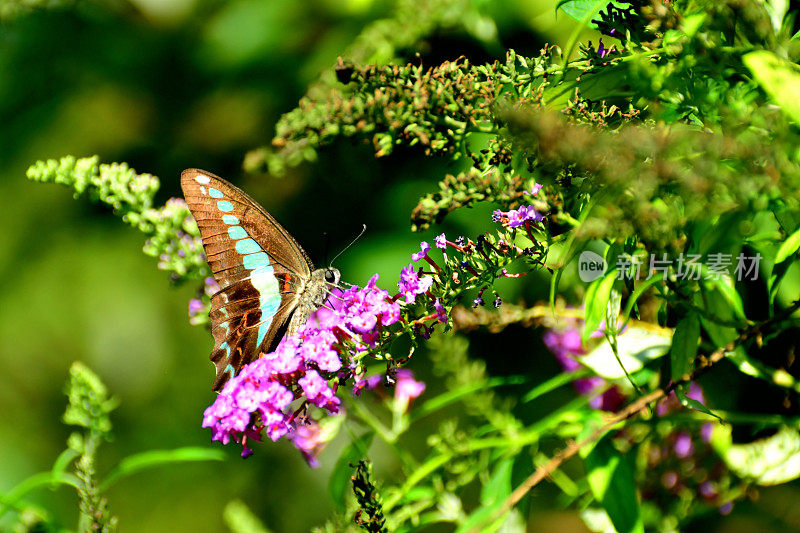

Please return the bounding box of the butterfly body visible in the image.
[181,169,340,391]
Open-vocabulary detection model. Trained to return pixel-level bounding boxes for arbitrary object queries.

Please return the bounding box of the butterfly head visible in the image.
[324,267,341,287]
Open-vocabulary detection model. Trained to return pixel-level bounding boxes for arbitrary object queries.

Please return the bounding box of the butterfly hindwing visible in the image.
[181,169,314,390]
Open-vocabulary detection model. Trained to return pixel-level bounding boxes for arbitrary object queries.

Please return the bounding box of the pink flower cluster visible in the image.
[202,274,401,459]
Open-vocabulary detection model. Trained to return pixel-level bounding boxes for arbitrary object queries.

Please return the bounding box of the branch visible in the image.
[476,299,800,531]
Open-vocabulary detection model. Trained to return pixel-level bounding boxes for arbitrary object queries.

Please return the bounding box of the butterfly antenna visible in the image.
[330,224,367,267]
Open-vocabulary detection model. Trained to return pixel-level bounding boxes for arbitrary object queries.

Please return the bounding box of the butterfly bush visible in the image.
[202,274,407,460]
[202,199,549,461]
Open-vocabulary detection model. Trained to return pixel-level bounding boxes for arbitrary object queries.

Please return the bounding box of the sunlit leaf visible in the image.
[743,50,800,124]
[581,436,644,533]
[712,425,800,485]
[581,326,672,379]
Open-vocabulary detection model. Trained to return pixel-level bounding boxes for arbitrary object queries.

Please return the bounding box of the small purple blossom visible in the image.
[506,205,543,227]
[412,241,430,261]
[434,233,447,249]
[287,420,329,468]
[398,263,433,303]
[204,277,220,296]
[188,298,205,316]
[434,298,447,323]
[673,432,695,458]
[597,38,608,58]
[525,183,543,196]
[394,369,425,407]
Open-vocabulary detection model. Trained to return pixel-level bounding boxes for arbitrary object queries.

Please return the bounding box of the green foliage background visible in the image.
[6,1,800,532]
[0,1,586,531]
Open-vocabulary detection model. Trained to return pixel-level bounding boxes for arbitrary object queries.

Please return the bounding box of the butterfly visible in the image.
[181,169,341,391]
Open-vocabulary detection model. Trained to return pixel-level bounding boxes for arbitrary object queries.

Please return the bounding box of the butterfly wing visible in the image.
[181,168,313,391]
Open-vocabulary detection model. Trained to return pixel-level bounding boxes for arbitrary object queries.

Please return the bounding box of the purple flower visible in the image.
[507,205,543,228]
[719,502,733,515]
[543,328,584,372]
[299,370,340,412]
[525,183,543,196]
[204,273,400,460]
[673,432,695,458]
[188,298,205,316]
[434,233,447,249]
[597,38,608,58]
[204,277,220,296]
[398,263,433,303]
[701,422,714,443]
[700,481,717,499]
[394,369,425,407]
[412,241,430,261]
[287,420,331,468]
[353,374,383,396]
[434,299,447,323]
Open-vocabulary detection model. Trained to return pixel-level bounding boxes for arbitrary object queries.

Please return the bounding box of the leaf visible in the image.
[456,457,515,533]
[675,385,722,421]
[582,269,618,343]
[329,432,374,510]
[701,268,746,321]
[581,436,643,533]
[0,471,81,520]
[100,447,225,490]
[743,50,800,124]
[581,326,672,379]
[224,499,273,533]
[670,312,700,381]
[712,425,800,485]
[775,225,800,264]
[725,346,800,393]
[556,1,629,27]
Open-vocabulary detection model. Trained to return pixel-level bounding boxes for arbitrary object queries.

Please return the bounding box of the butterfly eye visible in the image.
[325,269,336,283]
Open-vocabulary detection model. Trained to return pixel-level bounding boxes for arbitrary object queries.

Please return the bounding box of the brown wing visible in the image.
[181,168,313,390]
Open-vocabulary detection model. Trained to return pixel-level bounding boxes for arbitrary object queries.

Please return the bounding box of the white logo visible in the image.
[578,251,607,282]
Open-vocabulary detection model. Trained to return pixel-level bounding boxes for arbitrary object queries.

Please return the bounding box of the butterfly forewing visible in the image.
[181,169,314,390]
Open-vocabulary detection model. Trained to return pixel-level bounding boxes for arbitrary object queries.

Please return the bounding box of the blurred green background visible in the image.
[0,1,592,531]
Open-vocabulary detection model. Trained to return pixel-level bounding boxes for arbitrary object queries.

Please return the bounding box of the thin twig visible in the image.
[476,299,800,531]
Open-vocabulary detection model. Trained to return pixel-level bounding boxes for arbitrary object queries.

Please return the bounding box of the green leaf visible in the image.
[523,369,591,403]
[224,499,273,533]
[581,436,643,533]
[725,346,800,393]
[582,269,617,343]
[670,312,700,381]
[581,326,672,379]
[456,457,515,533]
[712,425,800,485]
[101,447,225,490]
[329,432,374,510]
[675,385,722,421]
[701,268,746,321]
[775,225,800,264]
[0,471,81,520]
[743,50,800,124]
[619,274,665,329]
[556,1,629,27]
